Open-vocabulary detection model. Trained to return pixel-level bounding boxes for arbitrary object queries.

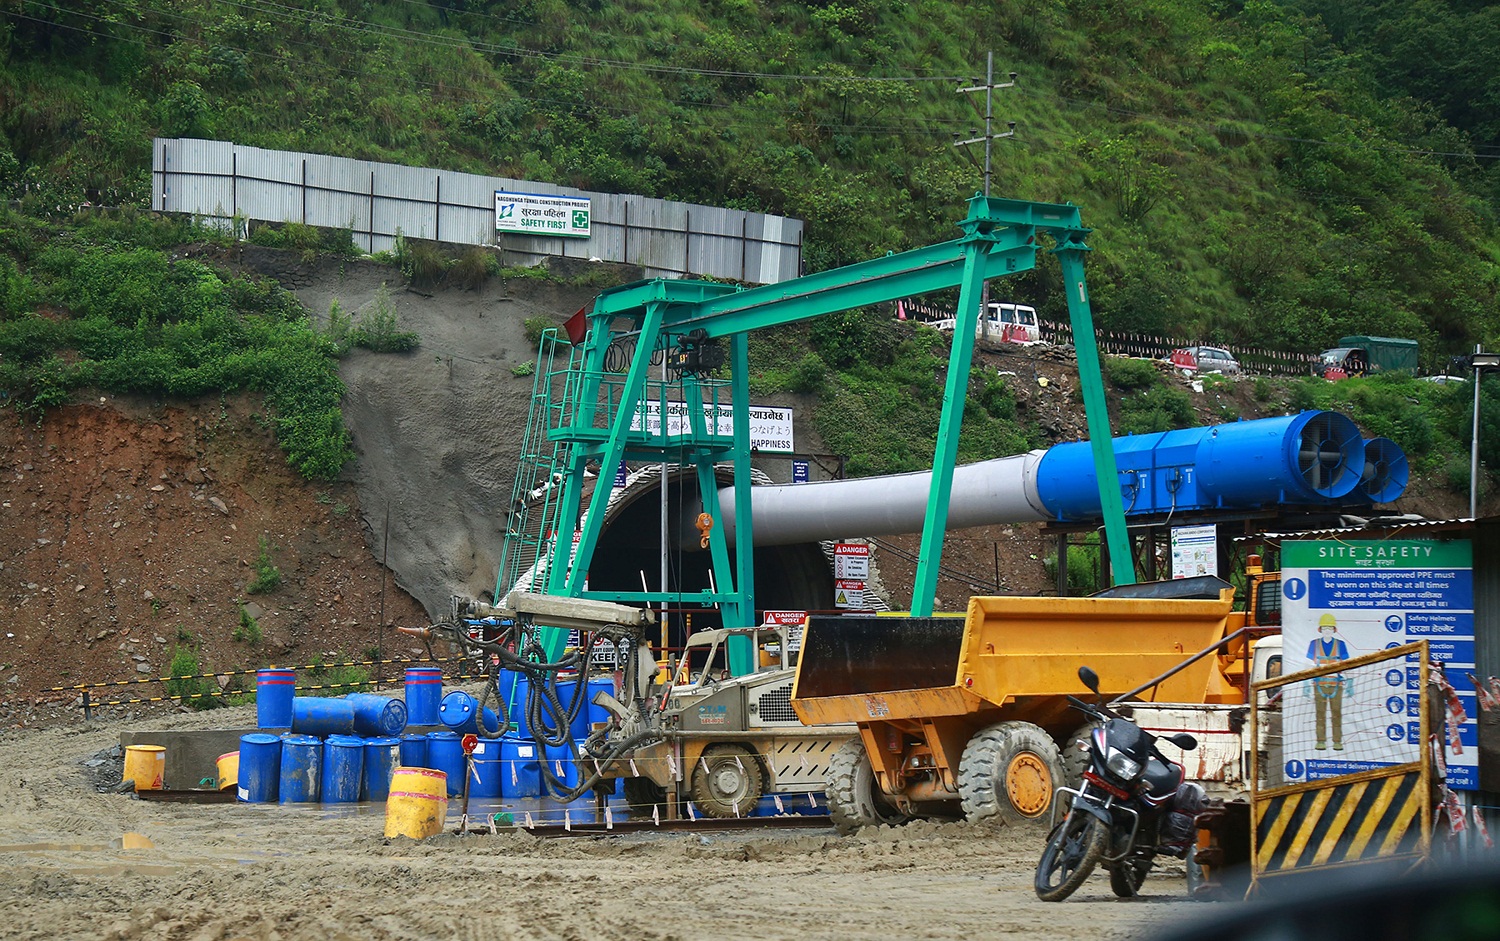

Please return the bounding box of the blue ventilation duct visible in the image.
[1355,437,1409,505]
[720,410,1404,546]
[1035,410,1368,521]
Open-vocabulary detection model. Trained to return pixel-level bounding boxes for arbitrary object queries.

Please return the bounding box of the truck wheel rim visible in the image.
[1006,752,1051,816]
[711,765,745,798]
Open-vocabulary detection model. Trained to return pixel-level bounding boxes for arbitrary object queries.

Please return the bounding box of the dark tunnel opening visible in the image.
[582,472,834,651]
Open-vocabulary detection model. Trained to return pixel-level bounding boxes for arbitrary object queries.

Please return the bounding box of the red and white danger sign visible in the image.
[834,542,870,580]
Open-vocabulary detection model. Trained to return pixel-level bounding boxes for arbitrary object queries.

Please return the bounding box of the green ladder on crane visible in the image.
[494,332,583,603]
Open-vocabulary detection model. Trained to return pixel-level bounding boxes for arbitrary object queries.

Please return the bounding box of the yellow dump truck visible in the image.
[790,578,1277,832]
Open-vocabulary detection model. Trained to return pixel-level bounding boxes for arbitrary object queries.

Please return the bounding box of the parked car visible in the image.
[1169,346,1241,376]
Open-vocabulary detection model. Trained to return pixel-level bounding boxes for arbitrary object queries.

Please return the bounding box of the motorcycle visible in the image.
[1034,666,1206,901]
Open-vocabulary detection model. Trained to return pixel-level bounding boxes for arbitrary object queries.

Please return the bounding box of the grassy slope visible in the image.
[3,0,1497,354]
[3,0,1500,487]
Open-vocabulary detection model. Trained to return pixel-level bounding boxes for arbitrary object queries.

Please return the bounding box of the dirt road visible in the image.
[0,705,1214,941]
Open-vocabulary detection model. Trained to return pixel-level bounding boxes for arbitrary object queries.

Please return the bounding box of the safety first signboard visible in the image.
[495,191,591,238]
[1281,539,1476,789]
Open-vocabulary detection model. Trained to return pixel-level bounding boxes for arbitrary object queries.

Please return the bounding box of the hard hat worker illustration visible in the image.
[1308,613,1353,750]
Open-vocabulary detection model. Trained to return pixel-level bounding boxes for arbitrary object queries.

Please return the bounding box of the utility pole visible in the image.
[954,53,1017,199]
[955,54,1017,317]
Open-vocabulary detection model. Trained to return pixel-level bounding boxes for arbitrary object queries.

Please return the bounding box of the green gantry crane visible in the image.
[501,194,1135,674]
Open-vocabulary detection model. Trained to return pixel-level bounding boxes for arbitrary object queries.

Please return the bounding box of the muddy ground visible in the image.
[0,702,1222,941]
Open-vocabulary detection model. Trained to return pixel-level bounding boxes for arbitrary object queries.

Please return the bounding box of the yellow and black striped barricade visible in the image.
[1249,641,1432,893]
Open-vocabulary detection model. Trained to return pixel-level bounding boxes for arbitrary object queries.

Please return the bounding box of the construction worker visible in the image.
[1308,613,1351,750]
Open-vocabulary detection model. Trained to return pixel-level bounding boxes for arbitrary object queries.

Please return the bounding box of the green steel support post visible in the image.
[1054,242,1135,586]
[910,233,992,617]
[682,375,746,663]
[727,331,755,673]
[541,300,667,660]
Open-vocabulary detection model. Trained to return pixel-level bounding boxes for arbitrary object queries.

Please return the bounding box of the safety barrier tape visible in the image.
[48,656,463,694]
[87,671,489,708]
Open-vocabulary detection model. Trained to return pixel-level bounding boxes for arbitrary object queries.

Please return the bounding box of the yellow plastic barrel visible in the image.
[217,751,240,791]
[123,745,166,791]
[383,767,448,840]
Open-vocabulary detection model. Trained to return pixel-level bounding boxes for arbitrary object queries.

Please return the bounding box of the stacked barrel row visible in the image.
[240,667,614,803]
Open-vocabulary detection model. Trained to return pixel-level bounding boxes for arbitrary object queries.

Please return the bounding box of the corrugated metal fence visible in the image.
[151,138,804,284]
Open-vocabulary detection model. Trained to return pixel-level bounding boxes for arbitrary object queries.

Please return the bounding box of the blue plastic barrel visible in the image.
[506,674,532,738]
[426,731,465,797]
[320,734,365,803]
[346,693,408,737]
[291,697,356,737]
[237,733,281,802]
[438,690,500,736]
[501,735,543,798]
[278,734,322,803]
[543,742,581,791]
[404,666,443,726]
[574,676,615,739]
[469,737,504,798]
[398,733,427,769]
[362,736,401,801]
[256,669,296,729]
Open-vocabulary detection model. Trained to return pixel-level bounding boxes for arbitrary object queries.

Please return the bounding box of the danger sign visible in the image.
[762,610,807,651]
[834,579,867,609]
[834,543,870,580]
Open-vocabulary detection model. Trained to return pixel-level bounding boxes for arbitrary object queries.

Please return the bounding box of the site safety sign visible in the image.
[1281,539,1476,789]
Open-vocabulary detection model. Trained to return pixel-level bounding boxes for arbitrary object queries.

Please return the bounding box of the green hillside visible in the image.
[3,0,1498,358]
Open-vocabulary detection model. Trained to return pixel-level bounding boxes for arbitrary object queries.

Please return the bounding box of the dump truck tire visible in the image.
[827,739,908,835]
[689,744,763,818]
[958,721,1064,825]
[1057,723,1097,811]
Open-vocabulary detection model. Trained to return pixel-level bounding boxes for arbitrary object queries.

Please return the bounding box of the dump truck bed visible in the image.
[792,591,1237,728]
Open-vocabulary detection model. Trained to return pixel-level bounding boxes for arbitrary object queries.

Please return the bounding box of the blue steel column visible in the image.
[910,218,993,616]
[1054,238,1135,586]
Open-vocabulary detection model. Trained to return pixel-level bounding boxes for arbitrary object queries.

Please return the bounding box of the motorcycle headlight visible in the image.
[1105,747,1142,781]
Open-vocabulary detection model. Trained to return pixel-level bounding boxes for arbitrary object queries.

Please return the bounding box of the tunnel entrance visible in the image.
[581,468,834,651]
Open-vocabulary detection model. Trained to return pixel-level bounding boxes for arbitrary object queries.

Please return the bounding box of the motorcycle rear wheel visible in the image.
[1035,812,1107,901]
[1108,855,1153,897]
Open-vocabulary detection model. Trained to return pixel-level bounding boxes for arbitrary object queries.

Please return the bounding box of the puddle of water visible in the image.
[0,832,154,853]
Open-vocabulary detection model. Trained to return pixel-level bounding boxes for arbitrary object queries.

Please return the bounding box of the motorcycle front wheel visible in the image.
[1034,812,1108,901]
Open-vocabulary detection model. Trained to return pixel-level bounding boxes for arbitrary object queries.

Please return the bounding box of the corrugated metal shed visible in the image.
[152,138,804,283]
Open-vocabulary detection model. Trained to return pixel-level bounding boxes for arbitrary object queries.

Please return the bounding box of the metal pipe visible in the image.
[718,410,1402,547]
